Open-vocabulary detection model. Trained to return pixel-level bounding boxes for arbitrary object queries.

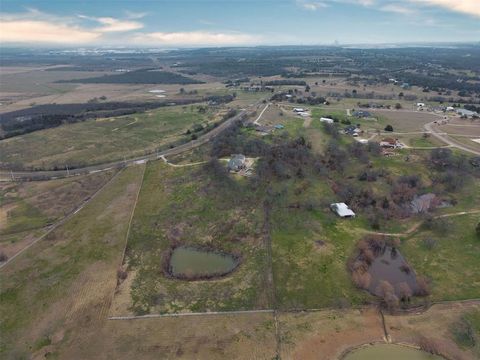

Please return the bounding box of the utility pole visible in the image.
[66,165,70,176]
[10,170,14,182]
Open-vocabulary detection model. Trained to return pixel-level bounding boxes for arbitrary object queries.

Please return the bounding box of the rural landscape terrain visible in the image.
[1,44,480,360]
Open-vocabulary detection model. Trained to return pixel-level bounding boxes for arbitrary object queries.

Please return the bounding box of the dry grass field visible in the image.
[0,170,116,259]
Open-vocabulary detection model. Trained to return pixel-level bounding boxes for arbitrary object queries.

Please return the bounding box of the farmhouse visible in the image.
[380,137,401,149]
[227,154,246,172]
[330,203,356,218]
[255,125,273,135]
[320,117,334,124]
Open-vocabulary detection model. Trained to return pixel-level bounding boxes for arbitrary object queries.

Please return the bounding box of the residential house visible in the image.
[227,154,246,172]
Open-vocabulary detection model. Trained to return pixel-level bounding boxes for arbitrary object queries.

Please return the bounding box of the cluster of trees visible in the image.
[263,79,307,86]
[348,235,430,311]
[0,97,224,139]
[57,69,204,85]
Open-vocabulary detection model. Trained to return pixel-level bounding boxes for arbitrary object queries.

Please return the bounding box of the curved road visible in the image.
[424,120,480,156]
[0,102,261,181]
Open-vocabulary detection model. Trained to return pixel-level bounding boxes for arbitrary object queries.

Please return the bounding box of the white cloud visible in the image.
[78,15,143,32]
[409,0,480,17]
[381,4,415,14]
[133,31,261,46]
[0,20,100,44]
[297,1,329,11]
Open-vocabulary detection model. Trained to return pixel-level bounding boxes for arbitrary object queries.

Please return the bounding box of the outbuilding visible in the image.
[330,203,356,218]
[320,117,334,124]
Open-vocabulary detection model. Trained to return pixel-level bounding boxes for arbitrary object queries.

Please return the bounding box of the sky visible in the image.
[0,0,479,47]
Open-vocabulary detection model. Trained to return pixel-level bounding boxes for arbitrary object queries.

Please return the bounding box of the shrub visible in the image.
[384,124,394,132]
[422,238,437,250]
[0,252,8,262]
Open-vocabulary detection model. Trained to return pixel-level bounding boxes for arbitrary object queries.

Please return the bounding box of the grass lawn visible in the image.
[402,214,480,302]
[0,105,215,170]
[270,178,373,310]
[115,160,270,315]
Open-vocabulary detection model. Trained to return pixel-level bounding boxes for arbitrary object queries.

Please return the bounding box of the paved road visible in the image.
[0,102,260,181]
[424,120,480,156]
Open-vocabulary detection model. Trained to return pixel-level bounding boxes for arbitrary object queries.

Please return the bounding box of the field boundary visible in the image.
[0,168,123,270]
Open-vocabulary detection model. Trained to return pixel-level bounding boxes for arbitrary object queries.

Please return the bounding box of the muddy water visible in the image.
[344,344,444,360]
[368,246,418,297]
[169,246,238,278]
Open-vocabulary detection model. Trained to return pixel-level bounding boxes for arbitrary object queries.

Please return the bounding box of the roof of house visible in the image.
[228,154,246,170]
[331,203,356,217]
[381,137,397,144]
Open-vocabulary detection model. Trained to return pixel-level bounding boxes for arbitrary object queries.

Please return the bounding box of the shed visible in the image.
[320,117,334,124]
[330,203,356,218]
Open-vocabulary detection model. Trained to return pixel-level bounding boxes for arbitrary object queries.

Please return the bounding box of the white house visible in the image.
[293,108,306,113]
[417,103,426,107]
[320,117,334,124]
[330,203,356,218]
[446,106,455,112]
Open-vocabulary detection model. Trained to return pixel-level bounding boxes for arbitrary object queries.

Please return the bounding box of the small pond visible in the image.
[344,344,444,360]
[367,246,418,297]
[169,246,238,279]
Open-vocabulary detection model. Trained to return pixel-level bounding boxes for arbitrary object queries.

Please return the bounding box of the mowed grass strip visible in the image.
[0,166,144,358]
[119,160,270,315]
[0,105,210,169]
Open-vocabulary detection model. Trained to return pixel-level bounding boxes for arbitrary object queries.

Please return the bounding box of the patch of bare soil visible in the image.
[279,308,384,360]
[384,301,480,360]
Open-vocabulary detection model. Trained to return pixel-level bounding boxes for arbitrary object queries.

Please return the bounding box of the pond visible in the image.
[344,344,444,360]
[169,246,239,280]
[367,246,419,297]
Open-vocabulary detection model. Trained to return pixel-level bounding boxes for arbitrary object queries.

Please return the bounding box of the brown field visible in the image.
[371,110,440,132]
[384,302,480,360]
[0,169,116,258]
[439,123,480,137]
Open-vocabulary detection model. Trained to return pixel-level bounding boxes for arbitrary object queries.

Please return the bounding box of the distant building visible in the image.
[417,103,425,108]
[320,117,334,124]
[446,106,455,112]
[297,111,310,117]
[330,203,356,218]
[457,108,478,118]
[227,154,246,172]
[380,137,401,149]
[352,110,372,118]
[255,125,273,135]
[293,108,306,113]
[401,83,411,89]
[274,124,285,129]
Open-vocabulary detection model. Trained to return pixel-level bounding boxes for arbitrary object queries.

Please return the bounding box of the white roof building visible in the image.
[293,108,306,113]
[330,203,356,218]
[417,103,426,107]
[457,108,478,118]
[320,117,334,124]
